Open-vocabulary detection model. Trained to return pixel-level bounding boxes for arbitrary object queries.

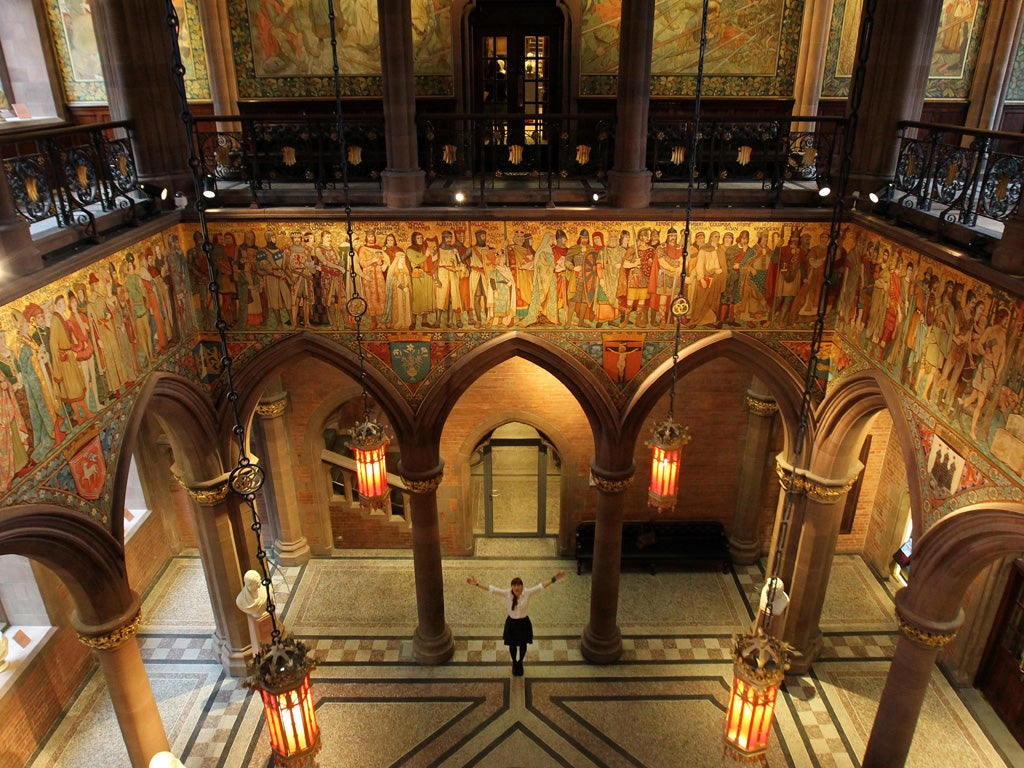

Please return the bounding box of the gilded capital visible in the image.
[590,465,635,494]
[896,613,958,648]
[402,471,444,494]
[173,470,232,505]
[744,393,779,418]
[77,610,142,651]
[256,393,288,420]
[775,459,859,504]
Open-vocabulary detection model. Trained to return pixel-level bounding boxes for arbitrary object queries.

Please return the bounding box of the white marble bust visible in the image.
[235,570,272,618]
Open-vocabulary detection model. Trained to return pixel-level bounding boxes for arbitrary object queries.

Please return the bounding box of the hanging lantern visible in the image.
[646,419,690,510]
[347,419,391,509]
[723,629,790,764]
[246,636,321,767]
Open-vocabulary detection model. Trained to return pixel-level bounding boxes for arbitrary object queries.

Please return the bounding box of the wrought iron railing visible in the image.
[1,120,140,240]
[418,112,615,204]
[191,114,386,206]
[648,115,846,205]
[890,120,1024,230]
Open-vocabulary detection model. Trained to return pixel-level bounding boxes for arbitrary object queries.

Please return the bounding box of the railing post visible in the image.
[0,161,40,278]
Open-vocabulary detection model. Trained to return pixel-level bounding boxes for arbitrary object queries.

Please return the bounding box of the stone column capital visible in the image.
[774,456,862,504]
[894,590,964,649]
[76,609,142,650]
[256,392,289,420]
[398,460,445,495]
[173,470,232,505]
[744,392,779,417]
[589,462,635,494]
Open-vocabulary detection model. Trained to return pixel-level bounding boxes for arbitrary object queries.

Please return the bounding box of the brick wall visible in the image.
[0,573,94,766]
[125,509,176,594]
[837,412,893,556]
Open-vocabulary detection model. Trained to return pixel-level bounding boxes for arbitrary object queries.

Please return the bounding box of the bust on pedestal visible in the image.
[235,570,278,651]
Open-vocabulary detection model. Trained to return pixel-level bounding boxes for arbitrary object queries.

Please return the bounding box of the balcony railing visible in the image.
[417,112,615,205]
[888,120,1023,234]
[191,114,386,207]
[648,115,845,205]
[1,120,142,241]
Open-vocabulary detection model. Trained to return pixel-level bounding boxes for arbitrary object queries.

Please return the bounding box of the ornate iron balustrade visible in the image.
[1,120,140,240]
[418,112,615,204]
[191,114,386,207]
[891,120,1024,230]
[648,115,845,205]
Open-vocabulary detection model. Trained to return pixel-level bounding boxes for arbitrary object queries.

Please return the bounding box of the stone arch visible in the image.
[810,369,924,538]
[417,333,620,466]
[0,504,135,627]
[900,504,1024,627]
[622,331,805,455]
[446,406,583,553]
[225,332,415,459]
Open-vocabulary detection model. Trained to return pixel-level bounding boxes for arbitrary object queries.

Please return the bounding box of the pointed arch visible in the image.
[810,369,924,535]
[417,332,621,465]
[899,504,1024,627]
[0,504,135,626]
[623,331,805,454]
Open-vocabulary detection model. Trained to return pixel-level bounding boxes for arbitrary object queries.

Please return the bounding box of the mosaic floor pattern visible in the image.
[24,546,1024,768]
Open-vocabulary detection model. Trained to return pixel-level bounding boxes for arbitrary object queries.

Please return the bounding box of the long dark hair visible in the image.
[510,577,524,611]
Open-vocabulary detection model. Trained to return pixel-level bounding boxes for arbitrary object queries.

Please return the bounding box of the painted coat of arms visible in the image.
[390,341,432,383]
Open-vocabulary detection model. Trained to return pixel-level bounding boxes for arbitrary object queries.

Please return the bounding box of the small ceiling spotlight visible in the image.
[140,182,168,202]
[454,190,466,204]
[868,191,880,204]
[201,175,217,199]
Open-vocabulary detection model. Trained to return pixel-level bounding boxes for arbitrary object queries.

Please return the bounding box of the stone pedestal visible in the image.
[245,611,274,652]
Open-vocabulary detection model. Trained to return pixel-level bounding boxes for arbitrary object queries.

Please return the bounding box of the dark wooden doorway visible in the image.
[469,1,564,173]
[977,559,1024,745]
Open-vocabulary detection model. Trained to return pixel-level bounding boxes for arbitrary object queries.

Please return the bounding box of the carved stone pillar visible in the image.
[791,0,833,124]
[0,168,39,278]
[74,607,171,768]
[378,0,425,207]
[963,0,1024,133]
[728,382,778,564]
[177,473,252,676]
[89,0,191,191]
[607,0,654,209]
[847,0,944,193]
[256,392,311,566]
[775,457,862,673]
[195,0,240,120]
[581,462,634,663]
[862,594,962,768]
[399,460,455,665]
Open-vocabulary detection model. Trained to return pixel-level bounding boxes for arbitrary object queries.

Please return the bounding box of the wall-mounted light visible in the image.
[201,175,217,199]
[140,182,168,202]
[454,190,466,204]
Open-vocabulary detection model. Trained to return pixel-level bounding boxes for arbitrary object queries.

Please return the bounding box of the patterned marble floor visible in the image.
[25,545,1024,768]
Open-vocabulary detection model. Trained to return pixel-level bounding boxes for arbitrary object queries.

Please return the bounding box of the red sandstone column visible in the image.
[399,460,455,664]
[847,0,944,193]
[777,460,863,673]
[194,0,239,118]
[256,392,311,566]
[607,0,655,209]
[377,0,426,207]
[89,0,191,191]
[580,462,634,663]
[178,474,253,676]
[74,606,171,768]
[862,594,963,768]
[728,381,778,564]
[0,168,39,278]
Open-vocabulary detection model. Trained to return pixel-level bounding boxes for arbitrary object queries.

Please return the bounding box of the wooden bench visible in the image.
[575,520,730,574]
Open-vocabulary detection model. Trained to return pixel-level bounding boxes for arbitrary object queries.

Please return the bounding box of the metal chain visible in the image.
[164,0,279,642]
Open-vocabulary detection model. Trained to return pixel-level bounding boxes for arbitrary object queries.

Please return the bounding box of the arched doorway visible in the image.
[467,0,566,171]
[472,422,560,537]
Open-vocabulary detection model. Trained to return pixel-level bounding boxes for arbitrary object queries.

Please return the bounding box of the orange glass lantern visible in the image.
[347,420,391,510]
[724,629,790,764]
[246,637,321,767]
[646,419,690,510]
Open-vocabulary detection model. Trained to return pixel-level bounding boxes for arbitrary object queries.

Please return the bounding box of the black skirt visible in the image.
[503,616,534,646]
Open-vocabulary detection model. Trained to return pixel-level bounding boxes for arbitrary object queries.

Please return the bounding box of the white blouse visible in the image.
[489,583,545,619]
